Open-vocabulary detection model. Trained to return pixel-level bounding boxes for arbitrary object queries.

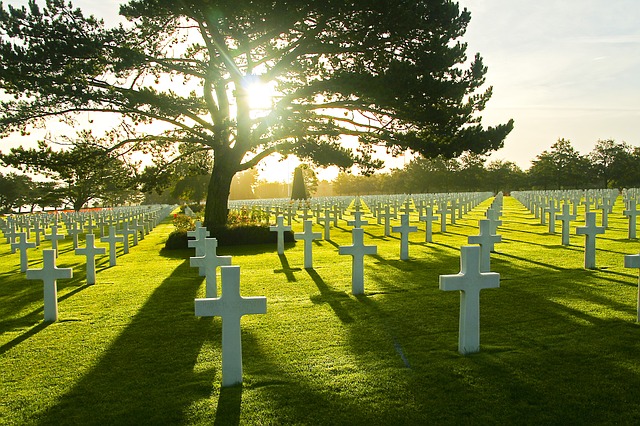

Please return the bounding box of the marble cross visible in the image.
[339,228,377,295]
[419,206,437,243]
[44,225,66,256]
[576,211,605,269]
[26,249,73,322]
[75,234,106,285]
[195,265,267,387]
[294,220,322,269]
[624,201,639,240]
[624,254,640,322]
[467,219,501,272]
[269,216,292,255]
[392,214,418,260]
[555,203,576,246]
[190,237,232,298]
[439,245,500,355]
[11,232,36,272]
[347,210,369,229]
[100,225,124,267]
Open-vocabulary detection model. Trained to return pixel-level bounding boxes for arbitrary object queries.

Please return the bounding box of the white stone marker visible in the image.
[555,203,576,246]
[44,225,66,256]
[339,228,377,295]
[379,205,393,236]
[294,220,322,269]
[12,232,37,272]
[624,254,640,322]
[546,201,560,234]
[624,202,639,239]
[347,210,369,229]
[188,224,210,275]
[75,234,106,285]
[269,216,291,255]
[419,206,436,243]
[195,265,267,387]
[190,237,232,298]
[392,214,418,260]
[100,225,124,267]
[26,249,73,322]
[66,222,82,249]
[320,209,332,240]
[576,212,605,269]
[468,219,502,272]
[439,245,500,355]
[119,222,136,254]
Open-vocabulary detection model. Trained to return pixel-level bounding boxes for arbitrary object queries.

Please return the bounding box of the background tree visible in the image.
[486,160,524,194]
[0,0,513,230]
[456,152,487,191]
[229,169,258,200]
[589,139,632,189]
[28,181,64,212]
[0,172,32,213]
[0,132,137,211]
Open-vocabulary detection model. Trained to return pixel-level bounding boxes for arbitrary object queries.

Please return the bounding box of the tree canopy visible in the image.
[0,0,513,228]
[0,131,137,210]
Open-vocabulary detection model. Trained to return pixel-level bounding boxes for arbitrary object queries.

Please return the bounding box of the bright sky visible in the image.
[4,0,639,182]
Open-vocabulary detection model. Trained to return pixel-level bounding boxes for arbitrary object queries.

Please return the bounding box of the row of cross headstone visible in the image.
[512,189,640,269]
[187,193,508,388]
[1,204,176,322]
[513,189,640,319]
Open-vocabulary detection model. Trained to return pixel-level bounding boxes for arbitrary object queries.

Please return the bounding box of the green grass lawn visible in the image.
[2,196,640,425]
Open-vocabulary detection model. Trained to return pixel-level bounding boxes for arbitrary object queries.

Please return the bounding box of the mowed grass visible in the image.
[2,196,640,425]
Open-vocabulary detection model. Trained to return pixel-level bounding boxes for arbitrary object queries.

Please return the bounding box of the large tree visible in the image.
[0,0,513,229]
[0,132,137,210]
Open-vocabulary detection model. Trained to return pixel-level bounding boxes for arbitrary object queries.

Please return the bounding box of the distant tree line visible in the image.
[333,139,640,195]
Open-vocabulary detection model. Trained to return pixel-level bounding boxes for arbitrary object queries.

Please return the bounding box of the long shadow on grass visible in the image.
[274,254,300,282]
[37,259,216,425]
[306,269,353,323]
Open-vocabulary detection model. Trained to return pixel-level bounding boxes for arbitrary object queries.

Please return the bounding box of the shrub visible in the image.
[172,214,194,232]
[163,223,295,249]
[165,230,189,250]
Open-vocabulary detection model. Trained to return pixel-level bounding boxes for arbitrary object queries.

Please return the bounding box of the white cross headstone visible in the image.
[66,222,82,249]
[188,223,210,275]
[320,209,332,240]
[269,216,291,255]
[118,222,136,254]
[624,254,640,322]
[339,228,377,295]
[190,237,232,298]
[419,206,437,243]
[194,265,267,387]
[294,220,322,269]
[75,234,106,285]
[346,210,369,229]
[379,205,393,236]
[546,200,560,234]
[392,214,418,260]
[100,225,124,267]
[576,211,605,269]
[44,225,66,256]
[11,232,37,272]
[624,202,639,240]
[438,202,450,233]
[468,219,502,272]
[555,203,576,246]
[26,249,73,322]
[439,245,500,355]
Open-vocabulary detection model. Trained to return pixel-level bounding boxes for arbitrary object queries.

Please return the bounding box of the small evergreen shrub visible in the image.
[172,214,194,232]
[165,230,189,250]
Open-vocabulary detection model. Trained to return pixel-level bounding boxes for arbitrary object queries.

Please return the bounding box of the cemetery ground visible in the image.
[2,196,640,425]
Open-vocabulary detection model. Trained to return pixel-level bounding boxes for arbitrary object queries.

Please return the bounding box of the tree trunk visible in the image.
[204,161,235,230]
